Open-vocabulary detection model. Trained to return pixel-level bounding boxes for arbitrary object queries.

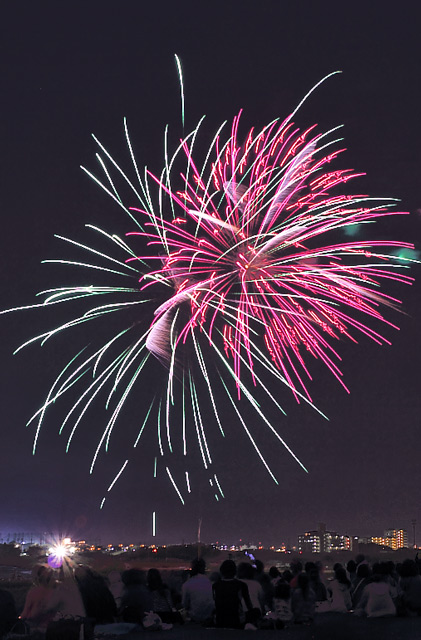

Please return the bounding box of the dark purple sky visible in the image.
[1,1,420,547]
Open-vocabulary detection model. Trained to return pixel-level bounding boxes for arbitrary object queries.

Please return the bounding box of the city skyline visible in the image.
[0,520,417,551]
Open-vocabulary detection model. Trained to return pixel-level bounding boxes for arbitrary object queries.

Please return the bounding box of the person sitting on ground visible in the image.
[272,581,293,625]
[346,560,358,589]
[147,568,178,624]
[21,565,58,631]
[351,563,371,609]
[306,563,328,603]
[75,566,117,624]
[108,570,124,611]
[315,561,328,587]
[328,566,352,612]
[268,566,282,588]
[0,586,17,637]
[237,562,265,625]
[50,563,86,619]
[383,561,399,604]
[254,559,273,611]
[181,558,214,624]
[355,554,367,567]
[398,559,421,616]
[291,573,316,625]
[355,564,396,618]
[281,569,293,584]
[289,560,303,589]
[120,569,153,624]
[212,560,253,629]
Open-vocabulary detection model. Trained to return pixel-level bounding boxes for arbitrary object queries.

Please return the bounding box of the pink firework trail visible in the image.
[2,70,415,506]
[130,110,412,406]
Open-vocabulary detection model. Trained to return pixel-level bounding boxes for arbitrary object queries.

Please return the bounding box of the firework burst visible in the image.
[2,68,415,506]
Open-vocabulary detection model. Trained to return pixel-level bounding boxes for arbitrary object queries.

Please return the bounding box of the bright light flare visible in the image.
[47,538,75,569]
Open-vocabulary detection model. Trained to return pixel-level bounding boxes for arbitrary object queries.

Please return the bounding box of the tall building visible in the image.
[324,531,352,552]
[298,531,322,553]
[298,523,351,553]
[369,529,408,550]
[385,529,408,549]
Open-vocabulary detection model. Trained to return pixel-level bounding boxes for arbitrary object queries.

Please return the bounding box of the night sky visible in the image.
[1,1,420,548]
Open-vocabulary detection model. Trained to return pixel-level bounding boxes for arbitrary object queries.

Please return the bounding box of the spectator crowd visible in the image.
[1,553,421,635]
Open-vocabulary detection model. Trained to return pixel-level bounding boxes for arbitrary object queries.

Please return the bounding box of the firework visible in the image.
[2,68,415,505]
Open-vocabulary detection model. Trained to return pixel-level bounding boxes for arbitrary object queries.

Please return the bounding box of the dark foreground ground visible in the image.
[7,613,421,639]
[106,615,421,640]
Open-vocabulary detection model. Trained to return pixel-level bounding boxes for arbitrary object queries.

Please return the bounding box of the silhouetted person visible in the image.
[355,554,367,568]
[268,566,281,587]
[212,560,253,629]
[329,566,352,612]
[237,562,264,625]
[281,569,293,584]
[290,560,303,589]
[182,558,214,624]
[273,582,292,625]
[0,587,17,636]
[346,560,358,588]
[108,570,124,610]
[146,568,175,623]
[254,559,273,609]
[351,563,371,609]
[21,565,58,631]
[120,569,152,623]
[398,559,421,616]
[307,564,328,603]
[291,573,315,624]
[50,566,86,619]
[355,567,396,618]
[75,566,116,624]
